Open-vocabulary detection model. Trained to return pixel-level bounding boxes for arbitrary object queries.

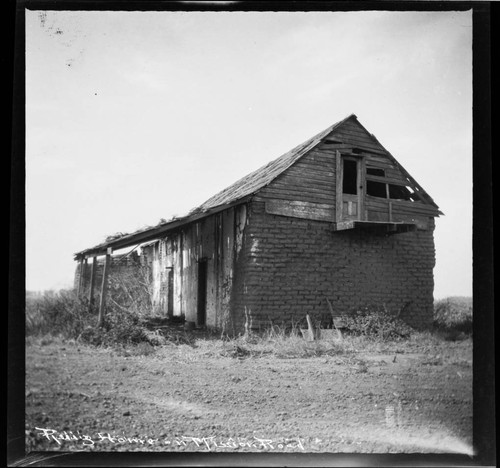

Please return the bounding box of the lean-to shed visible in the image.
[74,114,442,333]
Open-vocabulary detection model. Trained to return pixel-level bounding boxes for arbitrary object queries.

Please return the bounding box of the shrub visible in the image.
[434,297,472,335]
[99,305,147,345]
[342,306,414,340]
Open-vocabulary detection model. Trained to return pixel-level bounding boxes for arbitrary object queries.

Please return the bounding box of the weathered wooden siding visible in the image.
[256,147,336,207]
[144,205,247,331]
[255,118,438,225]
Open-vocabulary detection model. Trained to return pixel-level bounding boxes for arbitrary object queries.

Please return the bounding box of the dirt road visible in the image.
[25,335,472,454]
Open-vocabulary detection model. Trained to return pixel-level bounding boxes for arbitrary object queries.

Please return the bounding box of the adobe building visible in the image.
[74,114,442,333]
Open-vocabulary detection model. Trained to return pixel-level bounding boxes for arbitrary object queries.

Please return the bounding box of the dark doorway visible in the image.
[197,259,208,326]
[342,159,358,195]
[166,268,174,318]
[341,157,362,221]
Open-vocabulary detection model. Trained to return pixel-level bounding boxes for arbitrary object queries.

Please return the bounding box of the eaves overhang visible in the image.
[73,196,252,260]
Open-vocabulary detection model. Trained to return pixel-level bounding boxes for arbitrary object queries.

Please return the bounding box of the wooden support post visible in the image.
[88,256,97,309]
[388,201,393,222]
[97,248,112,328]
[77,258,85,297]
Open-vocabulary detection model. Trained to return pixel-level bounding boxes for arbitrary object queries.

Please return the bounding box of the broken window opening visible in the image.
[342,159,358,195]
[388,184,414,201]
[366,180,386,198]
[366,167,386,177]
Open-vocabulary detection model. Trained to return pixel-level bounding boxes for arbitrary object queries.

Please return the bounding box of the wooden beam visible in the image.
[88,256,97,309]
[265,200,335,222]
[97,248,112,327]
[77,258,85,297]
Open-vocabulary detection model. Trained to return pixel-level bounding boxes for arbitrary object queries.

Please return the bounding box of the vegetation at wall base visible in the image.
[341,305,414,341]
[26,290,473,351]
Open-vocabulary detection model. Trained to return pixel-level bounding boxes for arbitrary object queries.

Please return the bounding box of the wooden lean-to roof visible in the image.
[74,114,441,259]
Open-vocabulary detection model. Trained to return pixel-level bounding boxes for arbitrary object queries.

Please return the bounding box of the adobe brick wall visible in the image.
[231,201,436,333]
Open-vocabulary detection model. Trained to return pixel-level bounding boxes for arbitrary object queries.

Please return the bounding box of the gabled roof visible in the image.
[190,114,353,214]
[74,114,440,259]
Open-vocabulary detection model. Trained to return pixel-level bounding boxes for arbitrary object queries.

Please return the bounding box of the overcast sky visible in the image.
[25,9,472,299]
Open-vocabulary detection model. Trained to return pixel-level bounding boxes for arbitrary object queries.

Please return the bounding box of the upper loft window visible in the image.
[366,180,419,202]
[366,167,385,177]
[388,184,413,201]
[342,160,358,195]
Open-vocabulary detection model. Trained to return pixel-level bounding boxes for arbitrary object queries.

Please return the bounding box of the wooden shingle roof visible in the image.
[190,115,352,214]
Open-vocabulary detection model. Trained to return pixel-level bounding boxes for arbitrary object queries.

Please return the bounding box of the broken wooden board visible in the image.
[265,200,335,222]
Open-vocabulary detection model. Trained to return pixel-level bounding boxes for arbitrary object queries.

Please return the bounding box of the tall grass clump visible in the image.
[26,289,94,338]
[434,297,472,337]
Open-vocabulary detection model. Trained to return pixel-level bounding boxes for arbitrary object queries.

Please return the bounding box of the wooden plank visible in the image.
[365,154,394,166]
[265,200,335,222]
[289,162,335,176]
[365,196,390,209]
[260,187,335,204]
[264,182,335,197]
[366,210,390,222]
[272,175,335,191]
[318,144,388,157]
[391,202,440,217]
[97,248,112,328]
[333,220,355,231]
[300,149,337,163]
[296,152,336,164]
[278,166,336,180]
[366,174,409,185]
[332,132,383,151]
[366,194,438,215]
[335,123,381,141]
[287,168,336,180]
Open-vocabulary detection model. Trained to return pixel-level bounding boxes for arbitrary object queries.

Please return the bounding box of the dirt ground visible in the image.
[25,334,473,455]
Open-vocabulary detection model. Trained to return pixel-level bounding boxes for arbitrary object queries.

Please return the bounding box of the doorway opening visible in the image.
[197,259,208,326]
